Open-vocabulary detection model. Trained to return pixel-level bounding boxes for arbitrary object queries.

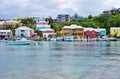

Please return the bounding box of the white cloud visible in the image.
[0,0,120,19]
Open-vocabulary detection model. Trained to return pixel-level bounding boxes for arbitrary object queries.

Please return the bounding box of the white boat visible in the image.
[108,37,117,41]
[64,35,74,42]
[96,36,108,41]
[56,36,63,41]
[7,38,33,45]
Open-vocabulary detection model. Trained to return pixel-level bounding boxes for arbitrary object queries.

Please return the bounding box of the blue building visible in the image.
[57,14,70,22]
[72,16,87,21]
[31,17,42,22]
[100,29,107,36]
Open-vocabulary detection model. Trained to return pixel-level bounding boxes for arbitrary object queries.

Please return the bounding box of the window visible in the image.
[1,32,3,34]
[21,30,25,32]
[7,32,10,35]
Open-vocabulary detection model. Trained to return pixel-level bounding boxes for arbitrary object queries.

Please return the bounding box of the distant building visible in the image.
[57,14,70,22]
[0,30,12,40]
[103,8,120,14]
[72,16,87,21]
[35,21,56,38]
[31,16,42,22]
[72,14,87,21]
[15,26,36,37]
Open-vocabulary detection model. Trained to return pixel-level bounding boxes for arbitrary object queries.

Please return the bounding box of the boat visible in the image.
[56,36,63,41]
[96,36,108,41]
[108,37,117,41]
[64,35,74,42]
[7,38,33,45]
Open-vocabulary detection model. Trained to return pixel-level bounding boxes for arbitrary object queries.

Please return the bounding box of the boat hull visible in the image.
[7,41,32,45]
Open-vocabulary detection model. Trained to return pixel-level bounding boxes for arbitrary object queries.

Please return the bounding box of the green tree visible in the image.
[88,15,93,19]
[45,16,54,24]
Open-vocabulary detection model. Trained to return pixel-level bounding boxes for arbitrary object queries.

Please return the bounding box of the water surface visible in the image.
[0,41,120,79]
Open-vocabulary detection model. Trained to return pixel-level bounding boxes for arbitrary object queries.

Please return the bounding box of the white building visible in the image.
[0,30,12,40]
[15,26,36,37]
[35,21,56,38]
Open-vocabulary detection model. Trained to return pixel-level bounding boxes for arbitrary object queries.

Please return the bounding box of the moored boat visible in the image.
[7,38,33,45]
[64,35,74,42]
[108,37,117,41]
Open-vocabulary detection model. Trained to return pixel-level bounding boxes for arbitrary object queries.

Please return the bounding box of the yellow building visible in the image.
[110,27,120,37]
[0,21,19,28]
[61,24,84,38]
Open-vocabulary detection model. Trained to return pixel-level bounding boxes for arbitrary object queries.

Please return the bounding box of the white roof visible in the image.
[63,24,83,29]
[99,29,106,31]
[111,27,120,30]
[63,26,70,29]
[15,26,32,30]
[94,29,101,32]
[40,28,54,32]
[36,25,50,28]
[0,30,12,32]
[84,28,94,31]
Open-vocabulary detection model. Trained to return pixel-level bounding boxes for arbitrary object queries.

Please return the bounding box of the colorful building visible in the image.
[110,27,120,37]
[35,21,56,38]
[84,28,96,39]
[84,28,107,39]
[99,29,107,37]
[61,24,84,38]
[0,20,19,28]
[15,26,36,37]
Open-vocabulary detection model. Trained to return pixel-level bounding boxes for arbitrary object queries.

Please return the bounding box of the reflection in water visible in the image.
[0,41,120,79]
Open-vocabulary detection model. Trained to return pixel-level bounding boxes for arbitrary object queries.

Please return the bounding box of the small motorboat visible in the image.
[64,35,74,42]
[7,38,33,45]
[108,37,117,41]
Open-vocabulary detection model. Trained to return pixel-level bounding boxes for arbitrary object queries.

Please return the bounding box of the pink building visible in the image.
[35,21,56,38]
[84,28,96,39]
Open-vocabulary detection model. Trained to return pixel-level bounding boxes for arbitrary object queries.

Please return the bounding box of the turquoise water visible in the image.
[0,41,120,79]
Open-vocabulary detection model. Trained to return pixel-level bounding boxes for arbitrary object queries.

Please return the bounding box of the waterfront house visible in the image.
[35,21,56,38]
[84,28,96,39]
[0,30,12,40]
[110,27,120,37]
[0,20,19,28]
[99,29,107,37]
[61,24,84,39]
[15,26,36,37]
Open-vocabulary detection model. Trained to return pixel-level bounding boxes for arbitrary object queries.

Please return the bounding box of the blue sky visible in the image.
[0,0,120,19]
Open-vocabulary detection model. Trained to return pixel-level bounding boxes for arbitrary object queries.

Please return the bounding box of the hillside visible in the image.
[51,13,120,34]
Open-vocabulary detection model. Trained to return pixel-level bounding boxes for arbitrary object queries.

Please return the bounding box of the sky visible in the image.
[0,0,120,19]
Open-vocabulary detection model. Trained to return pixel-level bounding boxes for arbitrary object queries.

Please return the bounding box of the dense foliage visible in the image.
[51,13,120,35]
